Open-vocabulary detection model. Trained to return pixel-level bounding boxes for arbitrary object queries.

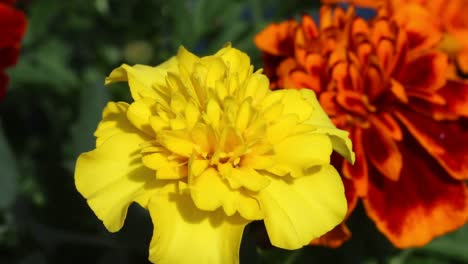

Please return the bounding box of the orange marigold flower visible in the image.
[323,0,468,76]
[255,5,468,248]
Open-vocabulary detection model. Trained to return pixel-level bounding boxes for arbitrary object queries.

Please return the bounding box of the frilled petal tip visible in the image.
[364,140,468,248]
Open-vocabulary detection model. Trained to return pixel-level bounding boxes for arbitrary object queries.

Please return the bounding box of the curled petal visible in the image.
[105,60,178,100]
[259,164,347,249]
[302,89,355,163]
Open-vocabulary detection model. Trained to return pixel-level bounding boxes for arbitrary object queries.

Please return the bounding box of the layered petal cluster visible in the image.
[0,0,27,99]
[255,5,468,248]
[323,0,468,76]
[75,45,354,263]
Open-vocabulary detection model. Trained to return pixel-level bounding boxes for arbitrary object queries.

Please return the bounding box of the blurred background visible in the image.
[1,0,467,263]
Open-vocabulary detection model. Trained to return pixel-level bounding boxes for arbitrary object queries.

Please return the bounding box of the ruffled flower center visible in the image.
[128,47,326,220]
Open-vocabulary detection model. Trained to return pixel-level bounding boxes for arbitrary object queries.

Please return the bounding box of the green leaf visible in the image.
[0,122,19,209]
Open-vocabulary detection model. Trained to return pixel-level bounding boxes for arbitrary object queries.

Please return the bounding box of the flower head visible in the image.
[255,5,468,248]
[75,44,354,263]
[0,0,27,99]
[323,0,468,76]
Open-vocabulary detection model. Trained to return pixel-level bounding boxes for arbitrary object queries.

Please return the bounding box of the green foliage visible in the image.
[1,0,467,263]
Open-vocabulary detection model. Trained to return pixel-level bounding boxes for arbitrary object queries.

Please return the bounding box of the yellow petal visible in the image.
[215,44,251,82]
[142,152,187,179]
[148,192,248,264]
[176,46,200,72]
[205,98,222,129]
[105,59,177,101]
[200,56,228,88]
[75,132,157,232]
[127,98,157,136]
[301,89,355,163]
[258,164,347,250]
[94,102,140,147]
[281,89,313,122]
[190,168,230,211]
[229,167,270,192]
[270,133,332,177]
[158,131,194,157]
[240,73,269,105]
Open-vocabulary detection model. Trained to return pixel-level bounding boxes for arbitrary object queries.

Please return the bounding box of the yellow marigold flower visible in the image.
[75,44,354,263]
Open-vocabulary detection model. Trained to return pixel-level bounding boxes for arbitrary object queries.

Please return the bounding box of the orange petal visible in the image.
[363,119,402,181]
[457,50,468,74]
[335,90,376,117]
[395,108,468,180]
[319,91,341,116]
[254,20,298,56]
[397,51,448,92]
[369,113,402,141]
[289,70,321,92]
[363,140,468,248]
[394,4,442,52]
[418,80,468,120]
[343,127,368,196]
[310,223,351,248]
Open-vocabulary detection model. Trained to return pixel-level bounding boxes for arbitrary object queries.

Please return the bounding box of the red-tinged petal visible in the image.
[336,90,375,117]
[365,65,385,101]
[395,108,468,180]
[457,50,468,74]
[254,20,297,56]
[369,113,402,141]
[301,14,318,40]
[397,51,448,92]
[343,127,368,196]
[310,223,351,248]
[363,119,402,181]
[320,91,341,117]
[407,89,446,105]
[304,54,324,80]
[289,70,321,92]
[394,4,442,52]
[363,141,468,248]
[425,80,468,119]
